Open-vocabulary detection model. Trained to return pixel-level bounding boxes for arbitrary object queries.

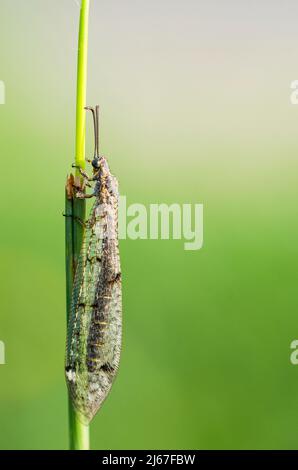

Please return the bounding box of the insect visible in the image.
[65,105,122,424]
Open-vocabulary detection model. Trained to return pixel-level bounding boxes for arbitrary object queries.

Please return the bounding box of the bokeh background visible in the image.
[1,0,298,450]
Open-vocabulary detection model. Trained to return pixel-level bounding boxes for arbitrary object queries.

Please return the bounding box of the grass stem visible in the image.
[65,0,90,450]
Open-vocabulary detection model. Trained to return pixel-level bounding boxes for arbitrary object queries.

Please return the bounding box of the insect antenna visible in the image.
[95,105,100,156]
[85,106,98,158]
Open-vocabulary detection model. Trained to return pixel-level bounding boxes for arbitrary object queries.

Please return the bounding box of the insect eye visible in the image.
[92,158,100,169]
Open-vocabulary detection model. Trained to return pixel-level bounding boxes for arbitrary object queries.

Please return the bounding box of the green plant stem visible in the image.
[68,399,90,450]
[75,0,90,171]
[65,180,89,450]
[65,0,90,451]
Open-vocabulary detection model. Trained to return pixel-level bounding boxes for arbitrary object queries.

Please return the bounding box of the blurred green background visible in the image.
[1,0,298,450]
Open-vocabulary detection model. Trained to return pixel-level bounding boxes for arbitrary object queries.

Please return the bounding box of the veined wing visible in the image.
[65,202,104,410]
[66,172,122,424]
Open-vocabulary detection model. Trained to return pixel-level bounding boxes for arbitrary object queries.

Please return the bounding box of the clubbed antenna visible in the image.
[85,106,98,158]
[95,105,100,156]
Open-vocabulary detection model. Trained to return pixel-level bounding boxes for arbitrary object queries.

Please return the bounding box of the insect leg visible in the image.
[63,213,86,227]
[75,191,96,200]
[72,164,93,182]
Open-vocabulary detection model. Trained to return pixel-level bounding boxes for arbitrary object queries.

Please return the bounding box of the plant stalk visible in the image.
[65,0,90,451]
